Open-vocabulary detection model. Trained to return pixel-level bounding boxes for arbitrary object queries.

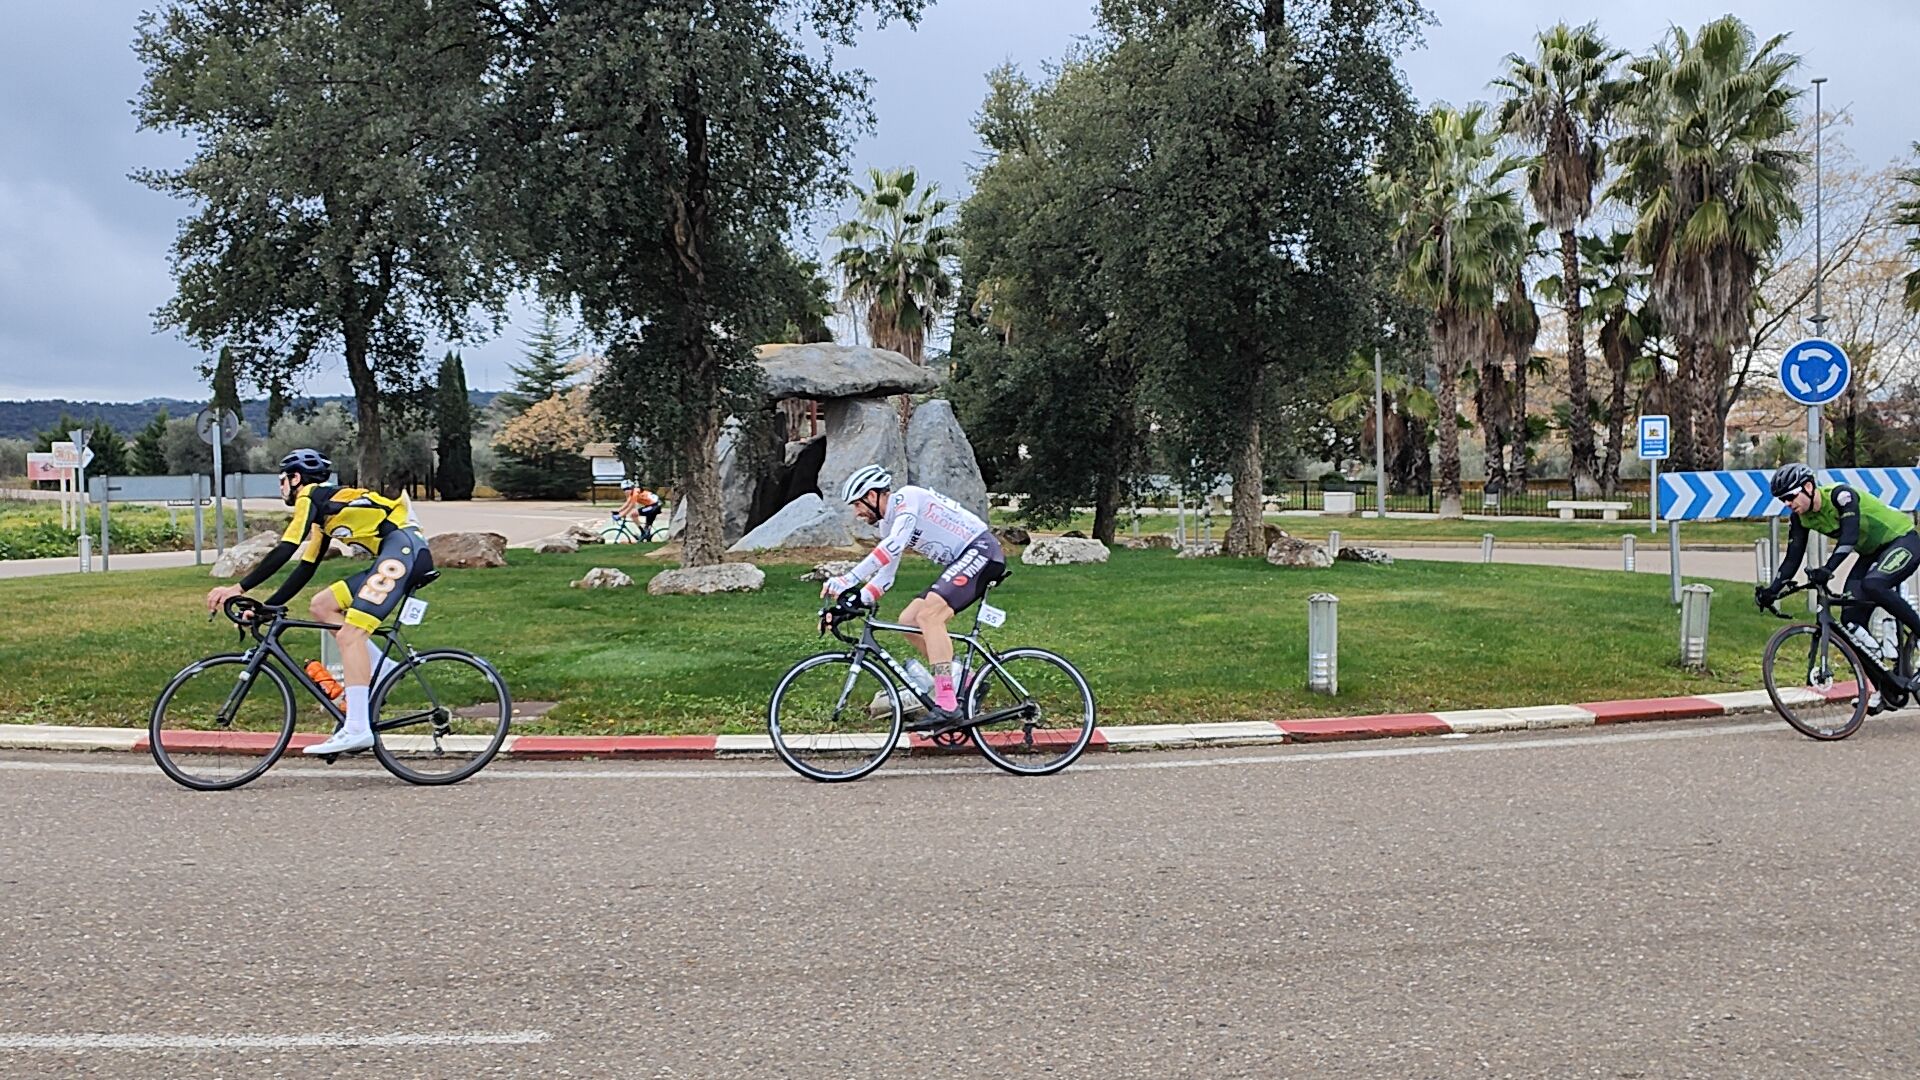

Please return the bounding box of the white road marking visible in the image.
[0,718,1799,783]
[0,1031,551,1051]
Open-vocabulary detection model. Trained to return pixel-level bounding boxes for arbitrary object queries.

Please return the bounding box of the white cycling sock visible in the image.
[343,685,371,736]
[365,638,387,679]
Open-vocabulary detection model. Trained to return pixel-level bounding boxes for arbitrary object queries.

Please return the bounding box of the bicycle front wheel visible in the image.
[966,647,1097,776]
[149,654,297,791]
[1763,624,1869,740]
[370,650,513,785]
[768,652,902,782]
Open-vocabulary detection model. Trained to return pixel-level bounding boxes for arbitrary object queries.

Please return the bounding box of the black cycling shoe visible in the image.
[905,706,972,737]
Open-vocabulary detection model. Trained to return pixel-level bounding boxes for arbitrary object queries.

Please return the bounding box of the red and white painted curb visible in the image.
[0,687,1840,761]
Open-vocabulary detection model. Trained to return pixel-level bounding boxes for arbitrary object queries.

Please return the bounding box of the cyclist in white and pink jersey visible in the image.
[823,464,1006,733]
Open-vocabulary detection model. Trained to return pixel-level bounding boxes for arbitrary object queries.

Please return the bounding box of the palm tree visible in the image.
[830,167,962,364]
[1496,266,1541,491]
[1898,147,1920,312]
[1377,105,1530,517]
[1565,232,1662,494]
[1609,16,1803,470]
[1329,353,1438,499]
[1495,22,1627,497]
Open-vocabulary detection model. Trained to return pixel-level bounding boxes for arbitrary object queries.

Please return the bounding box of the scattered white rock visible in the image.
[1020,536,1110,566]
[646,562,767,596]
[571,567,634,589]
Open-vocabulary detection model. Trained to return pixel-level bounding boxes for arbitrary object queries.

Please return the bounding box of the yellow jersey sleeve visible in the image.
[280,488,327,561]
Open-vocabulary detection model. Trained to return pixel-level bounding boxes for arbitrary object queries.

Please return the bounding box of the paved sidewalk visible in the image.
[0,685,1869,760]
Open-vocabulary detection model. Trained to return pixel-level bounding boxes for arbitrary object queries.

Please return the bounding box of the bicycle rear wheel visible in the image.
[966,647,1097,776]
[1763,624,1869,740]
[149,654,297,791]
[768,652,902,782]
[370,649,513,785]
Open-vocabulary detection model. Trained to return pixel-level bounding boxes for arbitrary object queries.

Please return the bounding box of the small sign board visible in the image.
[1637,415,1670,461]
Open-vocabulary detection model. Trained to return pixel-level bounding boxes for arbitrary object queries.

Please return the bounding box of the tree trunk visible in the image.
[1562,232,1598,497]
[1696,341,1729,470]
[1670,339,1697,472]
[1223,366,1268,556]
[1434,340,1463,518]
[1508,346,1529,495]
[343,325,384,491]
[1476,363,1507,497]
[1092,469,1121,545]
[678,406,725,567]
[1598,320,1631,497]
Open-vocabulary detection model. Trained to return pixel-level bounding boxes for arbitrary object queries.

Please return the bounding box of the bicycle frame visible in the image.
[1769,582,1917,691]
[838,598,1039,724]
[212,614,419,735]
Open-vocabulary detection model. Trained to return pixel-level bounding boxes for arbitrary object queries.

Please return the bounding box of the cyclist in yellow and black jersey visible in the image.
[206,448,435,756]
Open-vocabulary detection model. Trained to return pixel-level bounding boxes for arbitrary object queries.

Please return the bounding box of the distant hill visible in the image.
[0,393,500,442]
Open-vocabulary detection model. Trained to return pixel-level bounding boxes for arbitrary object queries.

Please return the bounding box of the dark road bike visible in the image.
[1760,580,1916,741]
[151,586,512,790]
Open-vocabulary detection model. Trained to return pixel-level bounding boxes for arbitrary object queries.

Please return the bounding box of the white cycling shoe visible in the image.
[304,728,376,755]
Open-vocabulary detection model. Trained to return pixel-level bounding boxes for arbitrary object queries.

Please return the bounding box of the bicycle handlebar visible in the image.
[818,588,873,643]
[1758,579,1841,620]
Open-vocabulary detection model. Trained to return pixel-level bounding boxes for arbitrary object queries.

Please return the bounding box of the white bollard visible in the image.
[1679,583,1714,668]
[1327,529,1341,559]
[1622,534,1636,572]
[1481,533,1495,564]
[78,532,92,573]
[1307,593,1339,695]
[1754,539,1771,585]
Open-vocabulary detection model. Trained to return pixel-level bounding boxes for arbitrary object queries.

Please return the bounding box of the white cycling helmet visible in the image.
[841,464,893,505]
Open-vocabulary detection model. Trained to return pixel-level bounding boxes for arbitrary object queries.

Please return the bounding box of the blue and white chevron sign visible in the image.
[1659,468,1920,520]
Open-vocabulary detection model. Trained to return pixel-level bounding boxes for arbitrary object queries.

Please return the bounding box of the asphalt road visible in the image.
[4,714,1919,1078]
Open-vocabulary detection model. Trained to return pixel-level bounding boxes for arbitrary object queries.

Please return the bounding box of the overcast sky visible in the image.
[2,0,1913,403]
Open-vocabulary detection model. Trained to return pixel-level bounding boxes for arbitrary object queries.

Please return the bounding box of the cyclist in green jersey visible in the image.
[1757,463,1920,686]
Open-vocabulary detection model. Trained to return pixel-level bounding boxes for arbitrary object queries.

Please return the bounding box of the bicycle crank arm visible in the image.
[967,702,1039,729]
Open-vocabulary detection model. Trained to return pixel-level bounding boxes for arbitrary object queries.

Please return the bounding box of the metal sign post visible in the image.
[68,429,90,572]
[1637,415,1669,535]
[196,407,239,556]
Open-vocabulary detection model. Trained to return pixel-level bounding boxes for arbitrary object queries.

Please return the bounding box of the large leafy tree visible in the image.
[1378,104,1530,517]
[1095,0,1424,553]
[1494,22,1625,496]
[1609,16,1802,470]
[493,0,924,566]
[135,0,512,492]
[952,62,1156,542]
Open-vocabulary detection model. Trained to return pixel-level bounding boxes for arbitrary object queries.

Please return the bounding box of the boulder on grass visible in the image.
[1021,536,1109,566]
[565,521,608,544]
[647,563,766,596]
[728,494,862,553]
[799,560,858,583]
[571,567,634,589]
[429,531,509,569]
[993,526,1031,548]
[210,530,284,579]
[1176,541,1222,559]
[1337,546,1394,566]
[1266,536,1334,568]
[531,535,580,555]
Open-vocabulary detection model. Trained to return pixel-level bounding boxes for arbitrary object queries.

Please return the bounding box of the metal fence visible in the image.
[1260,479,1655,519]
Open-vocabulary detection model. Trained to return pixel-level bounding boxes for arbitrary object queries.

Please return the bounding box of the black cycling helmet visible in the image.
[279,448,332,482]
[1770,462,1815,499]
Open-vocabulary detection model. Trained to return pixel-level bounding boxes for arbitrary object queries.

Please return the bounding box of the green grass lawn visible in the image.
[1004,510,1774,546]
[0,546,1786,734]
[0,497,289,560]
